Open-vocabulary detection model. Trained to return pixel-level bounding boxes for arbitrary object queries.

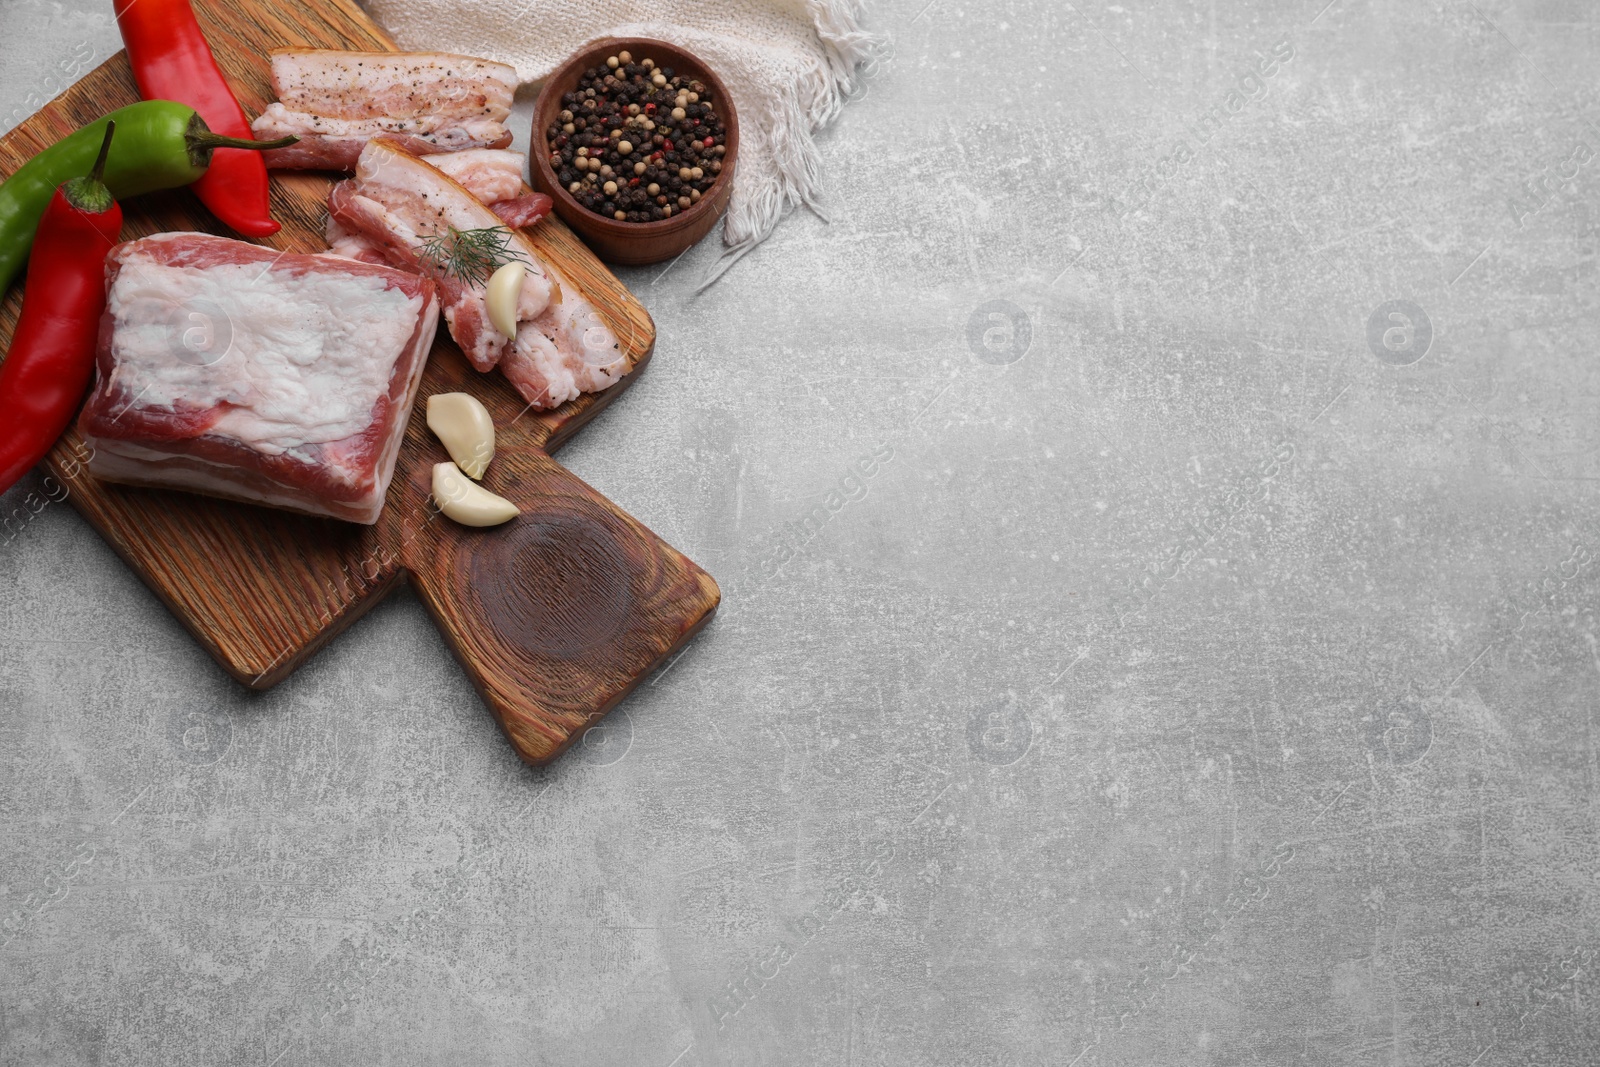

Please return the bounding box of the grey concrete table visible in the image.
[3,0,1598,1063]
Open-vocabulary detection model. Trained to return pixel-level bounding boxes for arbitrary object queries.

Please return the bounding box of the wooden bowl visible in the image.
[531,37,739,267]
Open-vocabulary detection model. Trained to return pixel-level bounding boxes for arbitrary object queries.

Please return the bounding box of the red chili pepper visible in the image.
[0,124,123,495]
[114,0,280,237]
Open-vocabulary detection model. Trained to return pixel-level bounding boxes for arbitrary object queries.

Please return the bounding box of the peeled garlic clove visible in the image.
[431,462,519,527]
[486,260,526,340]
[426,392,495,479]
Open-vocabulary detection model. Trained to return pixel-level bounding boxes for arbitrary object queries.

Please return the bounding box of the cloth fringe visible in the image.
[699,0,886,290]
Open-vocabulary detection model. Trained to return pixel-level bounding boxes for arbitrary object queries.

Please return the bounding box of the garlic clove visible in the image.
[486,260,526,340]
[431,462,519,527]
[426,392,495,479]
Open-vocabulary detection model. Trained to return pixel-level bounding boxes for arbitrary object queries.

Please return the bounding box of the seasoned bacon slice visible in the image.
[330,138,627,409]
[328,139,552,372]
[78,233,440,525]
[500,291,633,410]
[253,49,518,171]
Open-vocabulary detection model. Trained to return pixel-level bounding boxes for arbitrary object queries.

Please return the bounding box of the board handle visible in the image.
[404,450,719,764]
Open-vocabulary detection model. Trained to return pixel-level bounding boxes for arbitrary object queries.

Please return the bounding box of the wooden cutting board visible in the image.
[0,0,720,764]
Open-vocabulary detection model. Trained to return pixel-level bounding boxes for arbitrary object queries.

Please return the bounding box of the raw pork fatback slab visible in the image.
[79,233,440,524]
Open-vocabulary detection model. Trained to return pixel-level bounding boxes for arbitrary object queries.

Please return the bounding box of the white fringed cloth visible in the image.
[362,0,885,285]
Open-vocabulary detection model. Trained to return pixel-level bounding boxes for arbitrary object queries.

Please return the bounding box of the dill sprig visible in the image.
[417,225,530,287]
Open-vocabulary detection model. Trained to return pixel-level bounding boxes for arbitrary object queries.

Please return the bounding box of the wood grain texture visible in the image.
[0,0,719,764]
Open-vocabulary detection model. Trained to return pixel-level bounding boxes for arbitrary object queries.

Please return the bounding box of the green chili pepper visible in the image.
[0,99,296,296]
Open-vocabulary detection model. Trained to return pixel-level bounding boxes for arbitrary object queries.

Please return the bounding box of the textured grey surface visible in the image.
[2,0,1599,1063]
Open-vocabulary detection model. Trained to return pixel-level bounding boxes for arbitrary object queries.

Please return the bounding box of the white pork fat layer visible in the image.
[107,252,423,455]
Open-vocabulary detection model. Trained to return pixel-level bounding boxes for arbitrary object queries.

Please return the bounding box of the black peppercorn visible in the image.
[544,53,727,223]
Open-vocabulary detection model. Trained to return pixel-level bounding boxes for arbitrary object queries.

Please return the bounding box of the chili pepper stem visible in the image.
[194,132,299,152]
[182,113,297,168]
[89,121,116,183]
[61,122,118,214]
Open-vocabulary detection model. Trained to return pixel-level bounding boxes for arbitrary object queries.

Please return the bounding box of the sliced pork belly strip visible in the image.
[417,149,551,228]
[332,139,627,410]
[328,138,554,373]
[488,193,553,230]
[255,113,513,171]
[327,190,549,257]
[500,276,628,409]
[254,49,518,171]
[421,149,525,202]
[269,50,516,120]
[78,233,439,525]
